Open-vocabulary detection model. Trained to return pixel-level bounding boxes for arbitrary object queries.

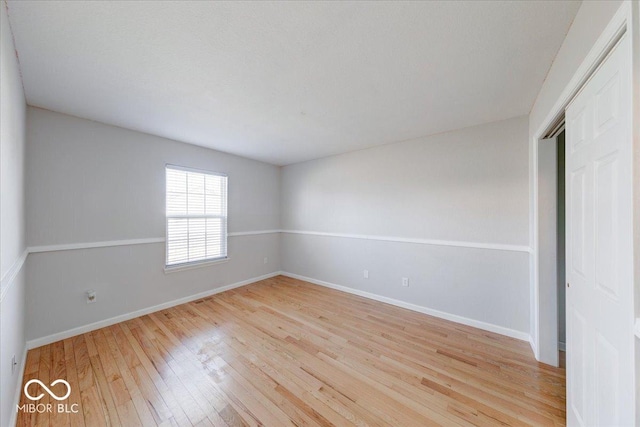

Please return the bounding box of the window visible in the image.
[165,165,228,268]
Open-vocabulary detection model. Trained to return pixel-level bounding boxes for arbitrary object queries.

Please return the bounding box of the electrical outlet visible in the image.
[86,290,97,304]
[263,257,268,264]
[11,355,16,374]
[363,270,369,279]
[402,277,409,287]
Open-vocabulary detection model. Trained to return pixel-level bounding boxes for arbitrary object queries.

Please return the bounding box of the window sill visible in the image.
[164,257,230,274]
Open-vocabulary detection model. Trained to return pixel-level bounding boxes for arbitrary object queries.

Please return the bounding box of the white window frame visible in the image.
[164,164,228,272]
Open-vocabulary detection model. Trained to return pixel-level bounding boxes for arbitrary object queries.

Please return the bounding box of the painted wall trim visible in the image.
[280,271,531,342]
[228,229,280,237]
[7,344,28,427]
[27,230,281,254]
[0,249,28,303]
[281,230,531,253]
[26,230,529,255]
[28,238,166,254]
[26,271,281,349]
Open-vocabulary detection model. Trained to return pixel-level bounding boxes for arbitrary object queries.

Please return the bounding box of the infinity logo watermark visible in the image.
[24,379,71,401]
[17,379,79,414]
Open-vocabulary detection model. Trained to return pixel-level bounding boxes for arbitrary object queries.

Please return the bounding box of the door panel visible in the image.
[569,168,586,277]
[570,105,587,153]
[594,154,618,298]
[595,334,619,425]
[565,34,634,426]
[569,309,587,426]
[594,72,619,137]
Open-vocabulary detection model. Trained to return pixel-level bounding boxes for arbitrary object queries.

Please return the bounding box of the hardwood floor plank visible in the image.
[264,280,566,420]
[170,306,331,427]
[50,340,70,427]
[147,310,284,426]
[34,344,51,427]
[126,319,206,426]
[196,299,374,425]
[63,339,86,427]
[188,307,357,427]
[101,326,158,426]
[118,322,194,427]
[137,315,231,426]
[84,332,123,426]
[17,347,41,427]
[73,335,108,427]
[17,276,565,426]
[79,387,108,427]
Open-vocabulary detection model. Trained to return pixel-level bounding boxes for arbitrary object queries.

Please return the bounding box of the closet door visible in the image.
[565,34,634,426]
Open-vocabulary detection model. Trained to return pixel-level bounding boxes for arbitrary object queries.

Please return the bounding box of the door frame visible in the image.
[536,136,561,367]
[529,1,635,366]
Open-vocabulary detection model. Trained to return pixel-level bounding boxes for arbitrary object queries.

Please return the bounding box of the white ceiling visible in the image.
[7,1,580,165]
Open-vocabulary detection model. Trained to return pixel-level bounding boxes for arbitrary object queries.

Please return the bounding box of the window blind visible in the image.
[165,166,228,267]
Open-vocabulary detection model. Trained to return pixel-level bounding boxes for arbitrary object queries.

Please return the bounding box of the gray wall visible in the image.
[0,4,28,427]
[27,108,280,245]
[281,116,531,336]
[25,107,281,342]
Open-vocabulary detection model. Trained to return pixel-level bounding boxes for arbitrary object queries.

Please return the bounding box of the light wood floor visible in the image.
[17,276,565,426]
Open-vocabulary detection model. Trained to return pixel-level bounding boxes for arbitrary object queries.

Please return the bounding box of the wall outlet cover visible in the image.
[86,290,97,304]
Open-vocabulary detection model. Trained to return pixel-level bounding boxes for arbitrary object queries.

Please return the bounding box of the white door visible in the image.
[565,34,634,426]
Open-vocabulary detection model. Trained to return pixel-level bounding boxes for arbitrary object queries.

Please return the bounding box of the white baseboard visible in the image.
[26,271,281,349]
[558,341,566,352]
[281,272,531,342]
[8,344,28,427]
[529,335,538,358]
